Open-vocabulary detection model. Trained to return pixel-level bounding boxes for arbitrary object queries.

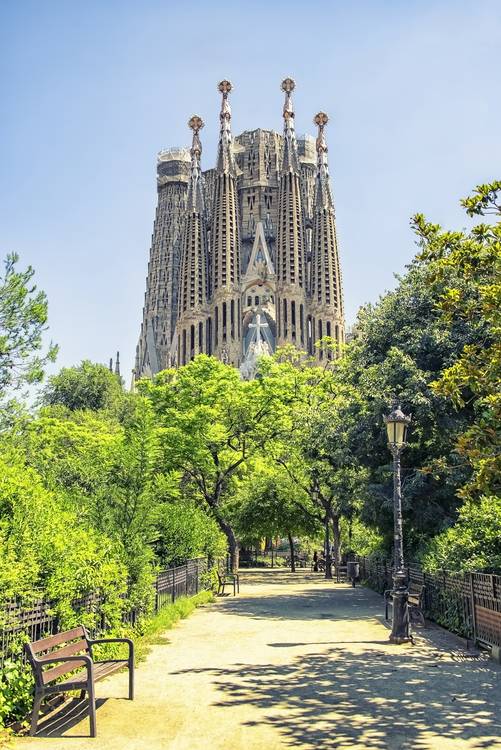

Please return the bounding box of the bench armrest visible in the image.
[87,637,133,648]
[86,637,134,661]
[383,589,393,598]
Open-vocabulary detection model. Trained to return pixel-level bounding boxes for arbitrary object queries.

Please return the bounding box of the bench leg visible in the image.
[29,692,43,737]
[128,660,134,700]
[88,681,97,738]
[385,599,388,620]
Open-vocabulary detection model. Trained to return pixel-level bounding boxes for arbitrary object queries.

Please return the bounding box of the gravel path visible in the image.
[15,569,501,749]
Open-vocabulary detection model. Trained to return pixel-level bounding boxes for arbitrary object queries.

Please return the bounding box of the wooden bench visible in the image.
[216,570,240,596]
[25,625,134,737]
[385,583,426,626]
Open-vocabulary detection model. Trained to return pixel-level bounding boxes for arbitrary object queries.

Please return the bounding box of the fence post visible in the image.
[155,575,159,614]
[469,572,477,646]
[195,559,199,594]
[171,567,176,603]
[185,563,188,597]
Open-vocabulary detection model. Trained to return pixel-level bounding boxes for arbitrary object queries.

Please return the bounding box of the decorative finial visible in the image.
[188,115,204,134]
[218,79,233,95]
[281,78,295,93]
[314,111,329,128]
[314,112,329,153]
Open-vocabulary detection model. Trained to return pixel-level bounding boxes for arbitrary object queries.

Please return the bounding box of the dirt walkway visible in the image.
[15,569,501,749]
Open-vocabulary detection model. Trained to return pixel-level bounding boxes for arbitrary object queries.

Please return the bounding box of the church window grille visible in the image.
[222,302,227,341]
[231,300,235,339]
[300,304,304,345]
[190,325,195,360]
[215,306,219,347]
[198,322,203,351]
[207,317,212,355]
[182,330,186,366]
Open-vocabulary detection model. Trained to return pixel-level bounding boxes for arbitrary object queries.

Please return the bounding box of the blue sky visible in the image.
[1,0,500,381]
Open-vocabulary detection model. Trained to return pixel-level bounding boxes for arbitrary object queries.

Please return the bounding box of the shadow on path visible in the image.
[221,584,383,623]
[173,647,501,749]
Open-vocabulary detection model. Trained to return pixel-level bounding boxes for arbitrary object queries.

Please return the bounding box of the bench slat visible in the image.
[30,626,86,654]
[42,659,89,685]
[37,638,89,663]
[44,660,127,690]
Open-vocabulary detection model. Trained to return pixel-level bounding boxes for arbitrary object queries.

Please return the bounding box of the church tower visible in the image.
[135,79,345,379]
[175,116,210,366]
[310,113,344,360]
[276,78,307,351]
[210,80,242,365]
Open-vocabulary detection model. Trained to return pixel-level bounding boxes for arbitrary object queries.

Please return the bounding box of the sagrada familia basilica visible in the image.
[135,79,344,380]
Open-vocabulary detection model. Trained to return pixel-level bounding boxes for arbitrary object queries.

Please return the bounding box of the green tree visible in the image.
[0,253,57,402]
[258,352,366,575]
[232,462,319,572]
[42,360,125,412]
[139,356,281,572]
[415,180,501,501]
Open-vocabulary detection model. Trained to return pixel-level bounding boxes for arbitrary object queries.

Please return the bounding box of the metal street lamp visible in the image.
[384,400,412,644]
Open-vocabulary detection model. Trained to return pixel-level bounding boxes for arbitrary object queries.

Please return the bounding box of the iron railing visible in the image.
[358,557,501,650]
[0,557,210,669]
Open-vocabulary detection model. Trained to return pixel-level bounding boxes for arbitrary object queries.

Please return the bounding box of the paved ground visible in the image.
[15,569,501,750]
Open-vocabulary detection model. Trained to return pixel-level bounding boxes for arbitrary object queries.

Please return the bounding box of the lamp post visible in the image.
[384,401,412,644]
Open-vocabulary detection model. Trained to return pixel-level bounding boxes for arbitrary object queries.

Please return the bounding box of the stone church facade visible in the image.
[135,79,344,380]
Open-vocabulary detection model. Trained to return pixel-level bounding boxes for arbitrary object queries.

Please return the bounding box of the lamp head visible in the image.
[384,400,411,448]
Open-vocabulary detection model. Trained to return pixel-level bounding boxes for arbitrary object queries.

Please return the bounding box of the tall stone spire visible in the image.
[276,77,307,350]
[175,115,210,366]
[310,112,344,360]
[210,80,242,365]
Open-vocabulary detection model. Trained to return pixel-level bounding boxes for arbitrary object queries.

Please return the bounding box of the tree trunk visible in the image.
[216,517,240,573]
[332,514,341,581]
[324,515,333,580]
[287,532,296,573]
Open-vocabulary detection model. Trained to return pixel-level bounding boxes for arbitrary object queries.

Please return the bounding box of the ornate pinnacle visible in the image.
[314,112,329,154]
[188,115,204,158]
[218,80,233,122]
[281,77,295,122]
[216,80,234,174]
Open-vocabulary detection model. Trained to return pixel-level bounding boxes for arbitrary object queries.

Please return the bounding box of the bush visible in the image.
[422,495,501,573]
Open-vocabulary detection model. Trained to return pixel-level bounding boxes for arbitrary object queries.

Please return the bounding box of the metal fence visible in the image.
[358,557,501,650]
[0,557,209,669]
